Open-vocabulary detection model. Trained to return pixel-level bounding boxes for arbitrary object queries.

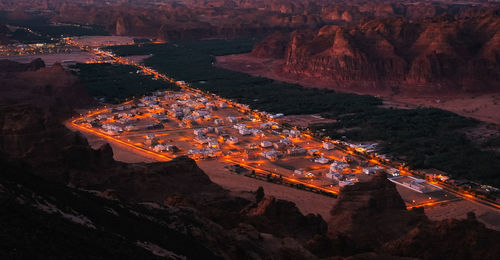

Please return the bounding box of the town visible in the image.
[72,80,456,205]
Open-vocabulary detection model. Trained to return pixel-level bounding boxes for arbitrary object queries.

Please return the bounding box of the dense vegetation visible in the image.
[9,28,57,43]
[72,63,179,103]
[34,24,108,38]
[106,40,500,186]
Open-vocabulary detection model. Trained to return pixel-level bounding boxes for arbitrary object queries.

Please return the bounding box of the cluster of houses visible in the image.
[145,134,179,153]
[324,159,358,187]
[80,90,402,190]
[162,92,229,128]
[257,130,307,161]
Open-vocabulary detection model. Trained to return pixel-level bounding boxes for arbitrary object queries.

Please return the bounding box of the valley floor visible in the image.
[215,53,500,126]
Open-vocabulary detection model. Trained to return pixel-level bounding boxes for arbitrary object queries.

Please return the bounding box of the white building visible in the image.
[288,129,300,138]
[260,141,273,148]
[294,169,305,175]
[261,150,280,161]
[239,128,252,136]
[270,113,284,119]
[330,161,349,173]
[363,166,382,175]
[323,142,335,150]
[315,157,330,164]
[387,168,401,177]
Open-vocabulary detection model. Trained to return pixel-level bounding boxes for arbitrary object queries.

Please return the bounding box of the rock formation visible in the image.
[322,172,500,259]
[253,13,500,92]
[327,173,427,254]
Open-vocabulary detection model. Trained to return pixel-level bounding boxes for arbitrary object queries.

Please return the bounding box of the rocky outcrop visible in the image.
[256,14,500,92]
[382,213,500,259]
[242,192,327,241]
[321,172,500,258]
[0,58,45,72]
[0,59,93,120]
[251,31,291,58]
[327,173,427,254]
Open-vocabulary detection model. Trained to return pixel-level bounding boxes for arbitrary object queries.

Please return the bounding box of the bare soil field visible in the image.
[215,53,500,125]
[424,199,500,231]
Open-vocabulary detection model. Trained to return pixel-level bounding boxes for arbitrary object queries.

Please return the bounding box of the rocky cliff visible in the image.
[253,12,500,92]
[326,173,427,255]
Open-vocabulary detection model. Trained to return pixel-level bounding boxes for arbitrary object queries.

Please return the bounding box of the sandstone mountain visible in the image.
[252,12,500,92]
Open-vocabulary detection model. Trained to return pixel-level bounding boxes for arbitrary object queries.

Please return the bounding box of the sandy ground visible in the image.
[215,53,500,125]
[0,49,95,66]
[424,199,500,231]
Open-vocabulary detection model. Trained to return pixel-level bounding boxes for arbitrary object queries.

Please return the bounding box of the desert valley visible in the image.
[1,0,500,259]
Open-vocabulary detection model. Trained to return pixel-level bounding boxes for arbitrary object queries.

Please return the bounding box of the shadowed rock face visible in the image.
[242,195,328,241]
[251,31,291,58]
[253,13,500,92]
[382,214,500,260]
[0,58,45,72]
[327,173,427,254]
[0,60,93,121]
